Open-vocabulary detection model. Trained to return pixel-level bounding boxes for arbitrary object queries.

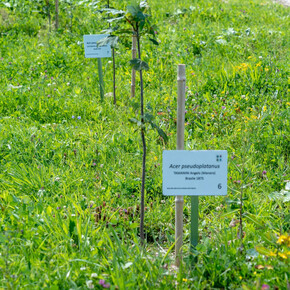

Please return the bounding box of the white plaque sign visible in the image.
[83,34,111,58]
[163,150,227,196]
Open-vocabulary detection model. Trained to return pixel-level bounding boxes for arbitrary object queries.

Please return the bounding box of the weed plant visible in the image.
[0,0,289,289]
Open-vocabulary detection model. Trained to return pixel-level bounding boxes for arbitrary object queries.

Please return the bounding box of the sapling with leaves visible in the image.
[98,1,167,244]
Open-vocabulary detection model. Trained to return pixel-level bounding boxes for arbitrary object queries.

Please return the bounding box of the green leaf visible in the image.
[115,29,134,35]
[246,248,259,259]
[129,59,149,71]
[149,38,159,45]
[0,234,7,243]
[102,28,114,34]
[127,5,148,22]
[107,16,125,23]
[129,118,142,127]
[156,127,168,143]
[148,25,157,36]
[146,103,153,111]
[131,101,140,111]
[269,190,290,203]
[139,19,146,31]
[122,262,133,269]
[3,2,11,8]
[129,222,139,229]
[110,36,119,47]
[69,220,76,237]
[99,8,125,15]
[129,118,138,124]
[150,122,168,143]
[143,113,154,122]
[127,5,140,17]
[255,246,272,256]
[285,214,290,223]
[140,1,149,9]
[194,120,203,129]
[102,26,120,34]
[97,36,119,48]
[161,239,176,264]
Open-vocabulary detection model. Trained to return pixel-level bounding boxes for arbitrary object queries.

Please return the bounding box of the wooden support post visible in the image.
[175,64,186,267]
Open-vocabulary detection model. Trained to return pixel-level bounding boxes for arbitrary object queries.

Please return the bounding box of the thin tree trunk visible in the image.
[136,28,146,244]
[131,30,137,98]
[55,0,59,30]
[47,0,51,32]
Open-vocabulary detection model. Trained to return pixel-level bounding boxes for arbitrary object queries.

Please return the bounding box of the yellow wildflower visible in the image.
[278,253,288,259]
[269,251,276,257]
[277,234,288,245]
[239,64,248,71]
[265,68,269,72]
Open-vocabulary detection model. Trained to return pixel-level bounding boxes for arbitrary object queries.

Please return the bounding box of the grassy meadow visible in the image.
[0,0,289,289]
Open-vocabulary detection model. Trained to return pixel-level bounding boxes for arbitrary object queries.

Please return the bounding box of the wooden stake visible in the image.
[175,64,186,266]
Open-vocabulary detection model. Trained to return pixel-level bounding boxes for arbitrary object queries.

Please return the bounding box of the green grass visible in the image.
[0,0,289,289]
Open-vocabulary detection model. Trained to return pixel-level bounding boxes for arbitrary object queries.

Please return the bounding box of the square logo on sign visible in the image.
[216,155,222,162]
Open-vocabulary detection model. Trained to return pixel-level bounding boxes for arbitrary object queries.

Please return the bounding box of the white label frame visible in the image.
[163,150,227,196]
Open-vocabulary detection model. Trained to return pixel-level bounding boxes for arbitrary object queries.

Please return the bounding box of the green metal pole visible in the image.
[97,58,104,101]
[190,196,199,261]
